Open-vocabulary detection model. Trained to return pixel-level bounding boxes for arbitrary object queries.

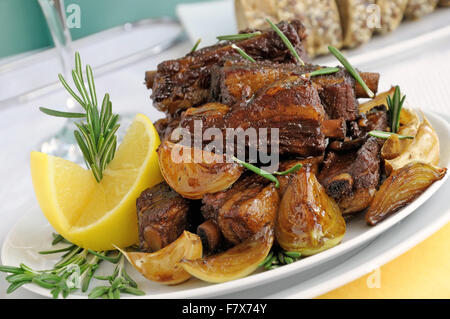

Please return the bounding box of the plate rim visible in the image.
[2,110,449,299]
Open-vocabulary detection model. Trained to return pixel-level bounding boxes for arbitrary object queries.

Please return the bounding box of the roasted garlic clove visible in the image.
[385,114,440,175]
[181,226,273,283]
[119,231,203,285]
[366,162,447,226]
[381,108,420,160]
[158,141,243,199]
[275,168,346,256]
[359,87,395,114]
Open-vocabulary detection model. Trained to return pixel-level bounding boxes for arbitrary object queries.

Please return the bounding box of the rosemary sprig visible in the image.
[39,52,119,182]
[191,38,201,52]
[231,44,256,63]
[217,31,261,41]
[328,46,374,98]
[303,67,340,78]
[231,156,302,188]
[266,19,305,66]
[259,248,302,270]
[369,130,413,140]
[0,234,143,299]
[387,85,406,133]
[90,254,145,299]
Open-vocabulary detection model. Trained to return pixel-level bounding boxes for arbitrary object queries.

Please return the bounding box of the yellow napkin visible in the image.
[318,222,450,298]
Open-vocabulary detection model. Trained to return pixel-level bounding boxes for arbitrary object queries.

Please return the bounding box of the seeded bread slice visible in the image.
[404,0,438,20]
[375,0,408,34]
[336,0,377,48]
[275,0,343,57]
[234,0,278,30]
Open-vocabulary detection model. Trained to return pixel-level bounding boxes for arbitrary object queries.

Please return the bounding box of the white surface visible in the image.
[2,111,449,299]
[176,0,236,49]
[1,16,450,298]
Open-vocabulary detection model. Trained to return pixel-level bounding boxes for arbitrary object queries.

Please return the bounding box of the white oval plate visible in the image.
[2,111,449,299]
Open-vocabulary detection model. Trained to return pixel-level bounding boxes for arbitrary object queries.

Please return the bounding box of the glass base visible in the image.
[40,119,84,164]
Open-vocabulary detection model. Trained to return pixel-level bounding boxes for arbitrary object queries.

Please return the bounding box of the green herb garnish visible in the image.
[266,19,305,66]
[89,254,145,299]
[387,85,406,133]
[369,130,413,140]
[0,234,143,299]
[259,249,302,270]
[39,52,119,183]
[191,38,201,52]
[304,67,340,78]
[217,31,261,41]
[328,46,374,98]
[232,156,302,188]
[231,44,256,63]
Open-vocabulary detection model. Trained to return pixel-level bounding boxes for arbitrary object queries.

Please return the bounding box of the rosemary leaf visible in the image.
[86,65,97,107]
[39,107,86,118]
[231,156,279,187]
[58,73,85,108]
[304,67,340,78]
[369,130,413,140]
[217,31,261,41]
[328,46,374,98]
[266,19,304,66]
[190,38,201,52]
[273,163,303,176]
[39,245,76,255]
[231,44,256,63]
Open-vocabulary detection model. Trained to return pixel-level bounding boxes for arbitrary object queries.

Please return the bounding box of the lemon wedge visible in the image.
[30,114,163,250]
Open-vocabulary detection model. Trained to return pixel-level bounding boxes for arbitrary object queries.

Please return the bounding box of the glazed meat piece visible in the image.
[174,76,327,157]
[329,106,388,151]
[318,107,388,212]
[148,20,308,116]
[209,59,309,106]
[318,137,382,214]
[137,183,191,252]
[313,68,360,121]
[210,59,379,111]
[225,75,326,156]
[201,174,280,245]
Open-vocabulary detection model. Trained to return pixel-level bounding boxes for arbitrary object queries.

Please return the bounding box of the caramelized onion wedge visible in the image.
[381,108,420,160]
[181,226,273,283]
[118,231,202,285]
[359,87,395,114]
[275,168,346,256]
[385,114,440,175]
[366,162,447,226]
[158,141,243,199]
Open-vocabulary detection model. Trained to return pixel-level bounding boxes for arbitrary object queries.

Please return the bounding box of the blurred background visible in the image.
[0,0,210,59]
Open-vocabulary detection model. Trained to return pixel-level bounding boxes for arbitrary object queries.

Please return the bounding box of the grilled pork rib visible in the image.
[137,183,191,252]
[318,108,388,214]
[148,20,308,116]
[168,76,327,157]
[209,59,379,118]
[202,174,279,245]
